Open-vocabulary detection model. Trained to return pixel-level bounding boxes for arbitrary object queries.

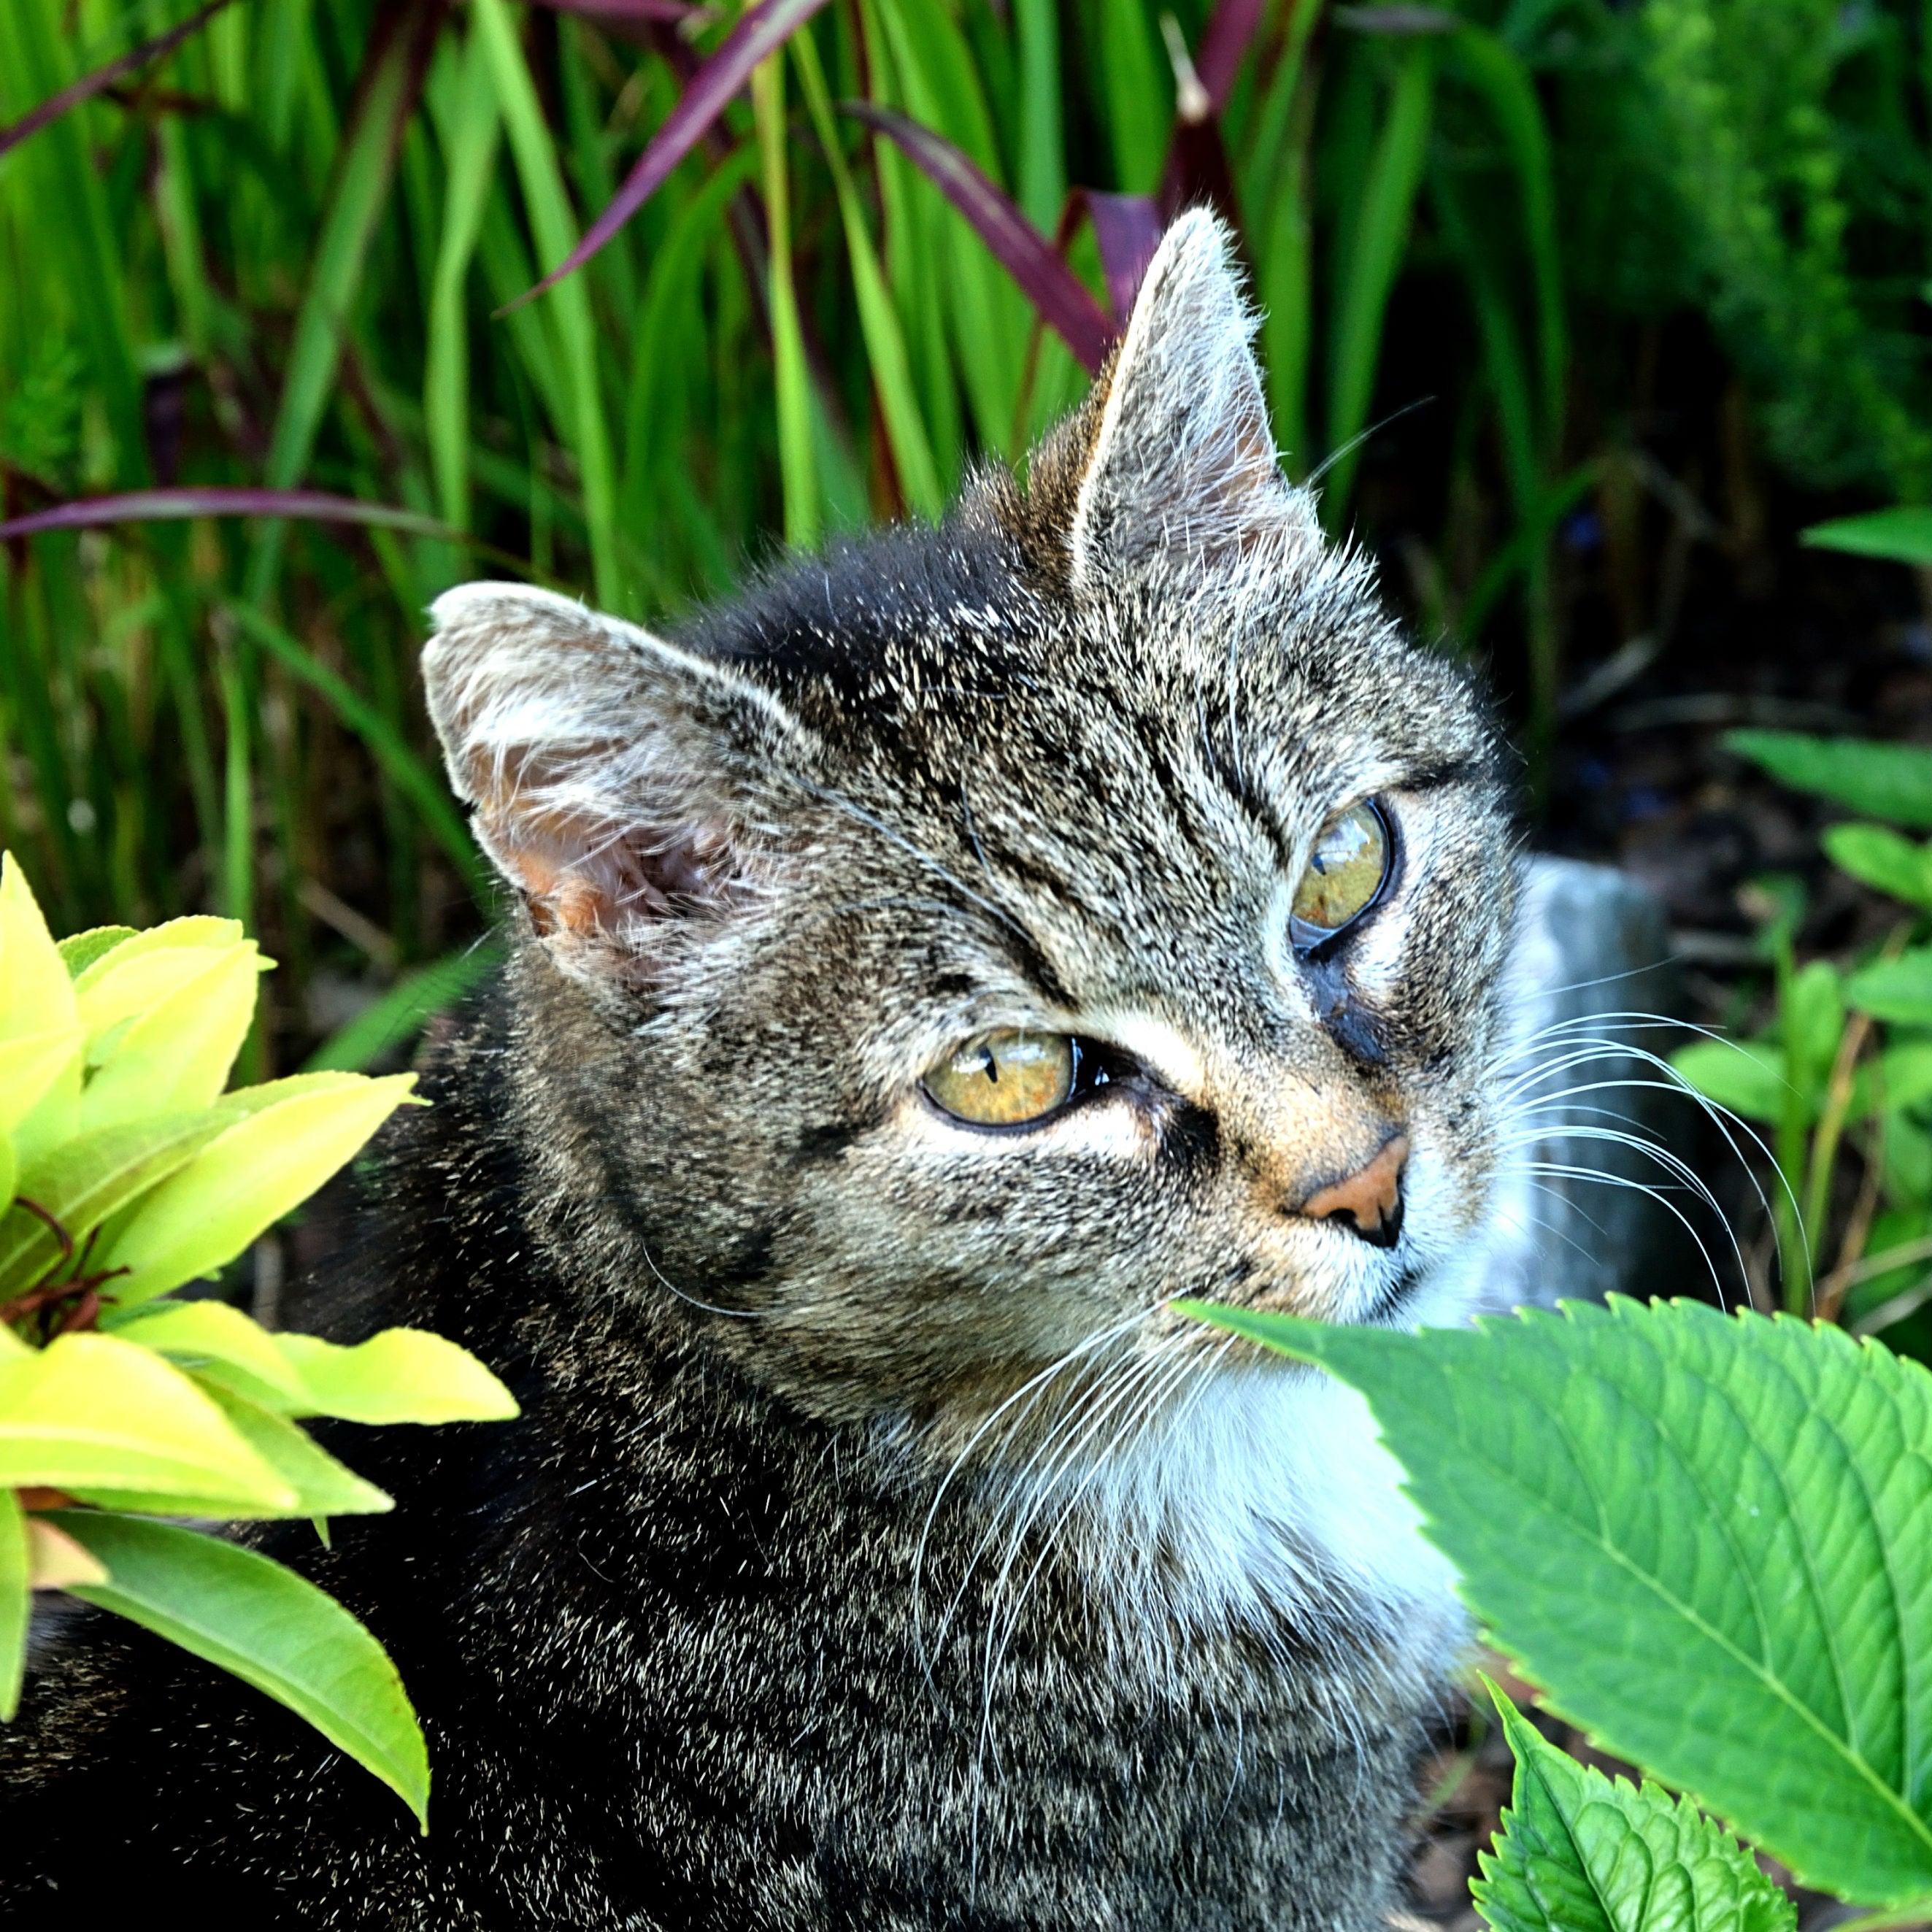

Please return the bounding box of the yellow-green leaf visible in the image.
[72,1382,392,1520]
[0,852,76,1041]
[55,926,136,978]
[0,1333,294,1509]
[277,1328,518,1425]
[52,1512,429,1829]
[108,1299,310,1409]
[26,1517,108,1590]
[79,944,263,1132]
[0,1488,25,1721]
[0,1026,82,1137]
[0,1111,232,1300]
[76,937,260,1065]
[99,1074,417,1312]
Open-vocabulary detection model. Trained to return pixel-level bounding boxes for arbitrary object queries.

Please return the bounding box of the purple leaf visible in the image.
[1194,0,1270,111]
[844,104,1115,374]
[504,0,833,312]
[0,489,450,544]
[0,0,242,162]
[1077,193,1163,324]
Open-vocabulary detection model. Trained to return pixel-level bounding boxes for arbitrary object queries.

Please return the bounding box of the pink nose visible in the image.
[1296,1134,1409,1248]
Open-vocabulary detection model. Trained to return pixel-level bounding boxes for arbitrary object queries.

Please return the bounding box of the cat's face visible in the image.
[423,215,1514,1456]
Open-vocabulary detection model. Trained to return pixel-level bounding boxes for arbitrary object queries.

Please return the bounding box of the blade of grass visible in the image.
[751,48,820,549]
[0,0,241,163]
[1098,0,1171,196]
[424,23,502,539]
[1321,41,1434,526]
[507,0,835,308]
[793,31,942,520]
[1012,0,1065,232]
[244,0,444,607]
[842,104,1112,372]
[473,0,622,609]
[302,943,504,1072]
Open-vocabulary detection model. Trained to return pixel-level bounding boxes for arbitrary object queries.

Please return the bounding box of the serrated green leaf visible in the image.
[1848,952,1932,1028]
[99,1073,417,1312]
[109,1299,310,1409]
[1176,1298,1932,1906]
[1473,1684,1794,1932]
[55,927,136,978]
[77,943,262,1132]
[70,917,243,996]
[1727,732,1932,830]
[0,1488,26,1723]
[1824,825,1932,911]
[52,1512,428,1828]
[0,1110,232,1299]
[0,1026,82,1136]
[0,1333,293,1509]
[276,1328,518,1425]
[70,1382,392,1520]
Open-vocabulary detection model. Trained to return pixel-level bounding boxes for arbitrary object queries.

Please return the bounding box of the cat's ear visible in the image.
[1067,209,1306,583]
[423,582,797,970]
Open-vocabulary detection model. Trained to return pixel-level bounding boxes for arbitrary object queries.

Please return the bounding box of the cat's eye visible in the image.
[924,1030,1077,1128]
[1290,799,1390,945]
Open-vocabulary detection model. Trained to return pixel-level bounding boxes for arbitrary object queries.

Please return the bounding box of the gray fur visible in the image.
[0,212,1515,1927]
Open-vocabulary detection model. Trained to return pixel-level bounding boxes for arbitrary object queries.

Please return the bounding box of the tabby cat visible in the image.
[0,212,1514,1928]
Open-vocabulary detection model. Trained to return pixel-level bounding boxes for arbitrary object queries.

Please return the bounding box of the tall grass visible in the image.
[5,0,1888,1069]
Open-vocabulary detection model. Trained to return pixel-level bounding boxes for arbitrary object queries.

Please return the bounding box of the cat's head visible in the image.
[423,213,1514,1462]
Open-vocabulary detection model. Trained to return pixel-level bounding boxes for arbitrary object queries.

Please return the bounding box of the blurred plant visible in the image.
[0,851,517,1827]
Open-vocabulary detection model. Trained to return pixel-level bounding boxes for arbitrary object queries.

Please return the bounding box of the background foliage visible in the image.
[8,0,1932,1078]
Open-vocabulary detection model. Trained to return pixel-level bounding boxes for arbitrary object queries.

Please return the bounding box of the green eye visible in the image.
[1291,800,1390,942]
[924,1030,1076,1127]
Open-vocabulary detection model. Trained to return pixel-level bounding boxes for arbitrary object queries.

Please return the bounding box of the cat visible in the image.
[0,212,1515,1928]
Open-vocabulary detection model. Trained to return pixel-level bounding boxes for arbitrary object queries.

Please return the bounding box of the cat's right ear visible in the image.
[423,582,798,973]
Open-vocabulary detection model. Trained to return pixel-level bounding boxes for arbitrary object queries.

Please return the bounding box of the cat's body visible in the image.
[0,217,1513,1927]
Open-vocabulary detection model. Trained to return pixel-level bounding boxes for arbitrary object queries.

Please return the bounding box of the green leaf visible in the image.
[0,1110,231,1298]
[275,1328,518,1425]
[74,931,253,1060]
[1670,1039,1786,1123]
[0,1488,26,1723]
[1824,825,1932,911]
[0,1333,293,1509]
[1804,508,1932,569]
[1174,1298,1932,1906]
[52,1512,429,1829]
[54,925,136,977]
[70,1383,393,1520]
[109,1299,312,1410]
[77,942,263,1132]
[301,945,501,1074]
[1849,952,1932,1028]
[98,1073,417,1311]
[1727,732,1932,830]
[1,854,80,1166]
[1473,1683,1795,1932]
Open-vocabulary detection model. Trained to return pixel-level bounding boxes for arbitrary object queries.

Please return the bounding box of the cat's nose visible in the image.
[1295,1134,1409,1247]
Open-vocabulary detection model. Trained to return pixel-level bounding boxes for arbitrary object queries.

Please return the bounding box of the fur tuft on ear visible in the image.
[1069,210,1309,582]
[423,582,797,966]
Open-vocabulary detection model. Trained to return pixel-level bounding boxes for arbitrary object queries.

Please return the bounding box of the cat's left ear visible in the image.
[1068,209,1309,584]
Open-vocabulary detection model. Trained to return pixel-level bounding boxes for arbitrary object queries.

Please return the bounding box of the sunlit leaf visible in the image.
[78,943,263,1132]
[54,926,135,977]
[0,1110,231,1299]
[99,1074,417,1311]
[0,1026,82,1136]
[0,1333,293,1509]
[277,1329,518,1425]
[1,854,80,1166]
[25,1517,107,1590]
[53,1512,429,1828]
[109,1299,311,1411]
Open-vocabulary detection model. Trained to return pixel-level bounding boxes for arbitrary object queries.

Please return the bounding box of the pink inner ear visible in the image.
[482,798,742,943]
